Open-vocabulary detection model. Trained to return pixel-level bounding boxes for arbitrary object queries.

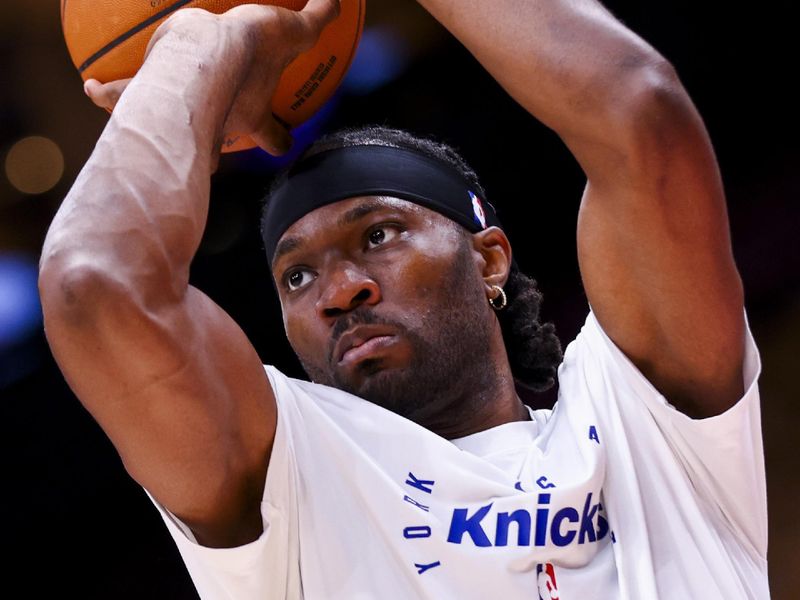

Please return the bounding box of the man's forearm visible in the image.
[41,17,246,302]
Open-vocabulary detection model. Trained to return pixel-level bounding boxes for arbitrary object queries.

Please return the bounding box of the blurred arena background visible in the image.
[1,1,797,597]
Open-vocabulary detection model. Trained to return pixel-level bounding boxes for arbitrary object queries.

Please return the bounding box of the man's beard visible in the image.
[297,243,497,424]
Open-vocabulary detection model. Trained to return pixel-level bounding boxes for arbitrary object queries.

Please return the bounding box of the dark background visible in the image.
[1,1,797,597]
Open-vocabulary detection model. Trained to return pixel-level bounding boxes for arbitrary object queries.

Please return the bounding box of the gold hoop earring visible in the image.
[488,284,507,311]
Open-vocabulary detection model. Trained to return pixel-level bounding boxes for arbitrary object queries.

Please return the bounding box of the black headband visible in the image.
[262,144,503,263]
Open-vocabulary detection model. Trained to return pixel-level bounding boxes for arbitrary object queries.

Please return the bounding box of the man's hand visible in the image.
[84,0,340,155]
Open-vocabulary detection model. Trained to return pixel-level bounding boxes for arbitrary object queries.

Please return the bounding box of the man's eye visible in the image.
[367,226,399,249]
[285,269,315,291]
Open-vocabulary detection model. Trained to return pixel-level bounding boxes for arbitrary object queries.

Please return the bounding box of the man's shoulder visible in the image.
[263,364,362,403]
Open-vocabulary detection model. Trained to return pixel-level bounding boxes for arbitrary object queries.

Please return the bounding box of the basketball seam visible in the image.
[77,0,194,74]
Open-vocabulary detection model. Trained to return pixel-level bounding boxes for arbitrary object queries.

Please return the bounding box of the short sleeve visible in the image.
[143,365,302,600]
[561,311,768,560]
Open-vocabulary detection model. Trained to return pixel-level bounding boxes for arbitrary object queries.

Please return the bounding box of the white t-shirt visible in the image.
[150,311,769,599]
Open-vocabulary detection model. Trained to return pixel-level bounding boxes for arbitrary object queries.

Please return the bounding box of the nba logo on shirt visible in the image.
[469,191,487,229]
[536,563,559,600]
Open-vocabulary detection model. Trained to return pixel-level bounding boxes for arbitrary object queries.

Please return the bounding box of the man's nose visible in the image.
[316,262,381,319]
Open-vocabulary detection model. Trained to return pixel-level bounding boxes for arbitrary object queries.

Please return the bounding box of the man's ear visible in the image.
[472,226,512,290]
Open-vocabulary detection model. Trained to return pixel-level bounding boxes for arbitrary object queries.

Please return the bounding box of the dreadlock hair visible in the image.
[499,262,562,392]
[262,125,563,392]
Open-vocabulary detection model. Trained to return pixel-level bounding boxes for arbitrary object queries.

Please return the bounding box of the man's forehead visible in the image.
[262,145,501,264]
[292,195,426,228]
[272,196,440,266]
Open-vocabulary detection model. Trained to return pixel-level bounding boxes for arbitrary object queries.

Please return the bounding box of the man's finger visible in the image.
[84,78,132,112]
[250,114,294,157]
[300,0,341,32]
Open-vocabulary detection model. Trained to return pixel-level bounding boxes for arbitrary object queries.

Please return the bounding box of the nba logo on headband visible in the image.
[470,191,487,229]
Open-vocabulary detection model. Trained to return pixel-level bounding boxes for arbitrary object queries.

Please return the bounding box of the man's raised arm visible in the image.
[38,1,339,547]
[418,0,745,417]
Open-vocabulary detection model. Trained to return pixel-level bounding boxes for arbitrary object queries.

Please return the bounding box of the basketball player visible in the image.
[39,0,769,598]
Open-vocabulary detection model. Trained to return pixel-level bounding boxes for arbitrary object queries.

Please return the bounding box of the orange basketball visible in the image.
[60,0,365,152]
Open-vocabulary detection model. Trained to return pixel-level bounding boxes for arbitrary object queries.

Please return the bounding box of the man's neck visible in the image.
[424,368,531,440]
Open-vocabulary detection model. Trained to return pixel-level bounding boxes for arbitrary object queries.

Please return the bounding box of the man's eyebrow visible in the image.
[272,199,403,267]
[337,198,394,228]
[272,236,304,268]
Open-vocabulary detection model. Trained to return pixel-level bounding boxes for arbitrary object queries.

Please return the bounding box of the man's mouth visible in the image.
[339,335,396,366]
[334,324,399,367]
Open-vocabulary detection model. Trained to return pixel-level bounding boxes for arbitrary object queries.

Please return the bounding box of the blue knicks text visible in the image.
[447,492,609,548]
